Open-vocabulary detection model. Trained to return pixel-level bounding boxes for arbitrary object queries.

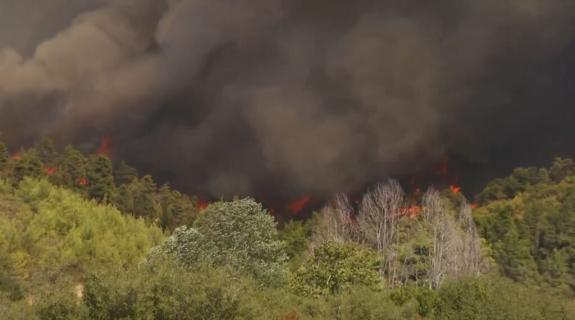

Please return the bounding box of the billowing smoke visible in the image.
[1,0,574,200]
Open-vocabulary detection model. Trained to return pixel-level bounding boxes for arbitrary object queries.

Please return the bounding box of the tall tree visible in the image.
[134,175,160,220]
[494,225,537,282]
[158,184,196,230]
[159,198,288,282]
[357,180,404,286]
[57,146,88,191]
[10,149,43,183]
[290,242,381,296]
[0,141,8,176]
[33,137,58,166]
[114,161,138,186]
[86,155,115,202]
[423,190,484,288]
[312,193,357,246]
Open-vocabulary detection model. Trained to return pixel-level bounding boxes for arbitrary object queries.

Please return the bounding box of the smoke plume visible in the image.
[1,0,574,200]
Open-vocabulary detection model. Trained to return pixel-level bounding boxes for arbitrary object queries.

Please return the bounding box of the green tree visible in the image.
[149,226,218,266]
[290,242,381,296]
[86,155,115,202]
[154,199,287,282]
[114,161,138,186]
[278,220,313,270]
[33,137,58,166]
[9,149,43,183]
[494,226,537,282]
[158,184,197,230]
[114,176,161,220]
[83,261,243,320]
[193,199,287,282]
[57,146,88,191]
[0,141,8,175]
[432,277,575,320]
[549,157,575,183]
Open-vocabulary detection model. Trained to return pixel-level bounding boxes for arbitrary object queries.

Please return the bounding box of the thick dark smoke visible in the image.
[1,0,575,201]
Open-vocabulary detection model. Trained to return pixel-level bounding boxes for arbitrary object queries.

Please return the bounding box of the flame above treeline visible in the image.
[0,0,574,205]
[8,135,471,218]
[94,135,469,217]
[193,159,468,218]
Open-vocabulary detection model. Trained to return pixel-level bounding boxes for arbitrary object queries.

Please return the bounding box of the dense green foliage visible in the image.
[0,140,199,230]
[290,242,381,296]
[0,178,164,305]
[476,158,575,291]
[151,199,287,282]
[2,138,575,319]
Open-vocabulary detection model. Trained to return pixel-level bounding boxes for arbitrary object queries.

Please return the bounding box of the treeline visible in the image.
[0,139,199,230]
[476,158,575,292]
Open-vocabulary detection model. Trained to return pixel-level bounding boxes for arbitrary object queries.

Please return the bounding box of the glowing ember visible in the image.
[438,154,450,177]
[287,196,312,215]
[77,178,88,186]
[45,167,57,175]
[97,136,112,157]
[450,185,461,194]
[405,205,422,219]
[196,200,209,211]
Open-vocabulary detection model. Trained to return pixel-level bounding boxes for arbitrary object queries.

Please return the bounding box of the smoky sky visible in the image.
[1,0,575,201]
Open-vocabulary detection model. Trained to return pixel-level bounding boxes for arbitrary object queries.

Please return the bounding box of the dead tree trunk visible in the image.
[357,179,404,287]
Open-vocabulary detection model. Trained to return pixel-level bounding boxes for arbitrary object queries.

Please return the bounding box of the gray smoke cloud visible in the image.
[1,0,574,199]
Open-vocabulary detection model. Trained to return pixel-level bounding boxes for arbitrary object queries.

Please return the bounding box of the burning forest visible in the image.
[1,1,575,319]
[0,0,574,203]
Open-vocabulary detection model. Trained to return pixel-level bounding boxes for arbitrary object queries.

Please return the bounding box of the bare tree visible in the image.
[457,201,483,276]
[423,189,484,288]
[311,182,485,289]
[423,188,454,288]
[357,180,405,286]
[311,193,357,249]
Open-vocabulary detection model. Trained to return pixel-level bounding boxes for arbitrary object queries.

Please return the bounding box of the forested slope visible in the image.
[1,139,575,319]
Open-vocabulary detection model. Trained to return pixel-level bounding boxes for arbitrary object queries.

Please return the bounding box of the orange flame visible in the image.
[45,167,57,175]
[97,136,112,158]
[196,200,209,212]
[438,154,450,177]
[11,152,21,160]
[405,205,422,219]
[287,196,312,215]
[77,178,88,186]
[470,203,478,209]
[450,185,461,194]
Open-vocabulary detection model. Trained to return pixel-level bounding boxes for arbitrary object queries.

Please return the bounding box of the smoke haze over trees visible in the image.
[1,0,575,199]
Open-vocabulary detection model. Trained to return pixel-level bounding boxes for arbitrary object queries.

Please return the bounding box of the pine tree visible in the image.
[133,175,160,220]
[86,155,116,202]
[57,146,88,191]
[158,184,196,229]
[33,137,58,166]
[10,149,43,183]
[0,141,8,176]
[114,161,138,185]
[494,225,537,282]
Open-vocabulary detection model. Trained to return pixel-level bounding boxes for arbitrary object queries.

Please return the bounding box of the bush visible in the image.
[290,242,381,296]
[83,261,244,320]
[432,276,575,320]
[153,198,287,283]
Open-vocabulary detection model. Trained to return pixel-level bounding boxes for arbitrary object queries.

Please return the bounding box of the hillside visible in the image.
[1,140,575,319]
[0,179,164,302]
